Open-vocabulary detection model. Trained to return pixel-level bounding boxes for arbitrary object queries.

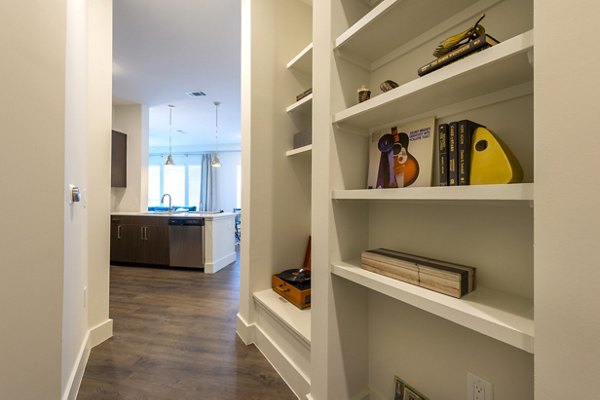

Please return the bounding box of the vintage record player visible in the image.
[272,237,311,309]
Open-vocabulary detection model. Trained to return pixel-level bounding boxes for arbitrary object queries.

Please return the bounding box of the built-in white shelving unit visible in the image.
[332,183,533,202]
[331,260,533,353]
[286,144,312,157]
[285,93,313,114]
[334,0,488,69]
[334,30,533,130]
[311,0,535,398]
[285,42,314,155]
[239,1,313,399]
[243,0,600,398]
[287,42,313,75]
[253,289,311,344]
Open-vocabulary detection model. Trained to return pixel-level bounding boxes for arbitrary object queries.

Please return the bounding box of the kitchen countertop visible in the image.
[112,211,237,220]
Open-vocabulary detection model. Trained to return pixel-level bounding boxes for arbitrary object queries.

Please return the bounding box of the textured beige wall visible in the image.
[86,0,113,340]
[62,0,90,394]
[0,1,67,398]
[369,293,533,400]
[534,1,600,398]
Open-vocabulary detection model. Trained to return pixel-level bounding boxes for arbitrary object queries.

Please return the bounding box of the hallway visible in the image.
[77,260,296,399]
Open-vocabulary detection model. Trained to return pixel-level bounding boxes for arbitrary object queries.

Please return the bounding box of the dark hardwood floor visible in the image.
[77,258,296,400]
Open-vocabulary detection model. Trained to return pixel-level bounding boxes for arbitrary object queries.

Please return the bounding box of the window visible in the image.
[147,156,201,209]
[188,165,201,209]
[147,152,242,211]
[163,165,186,206]
[236,164,242,209]
[148,165,162,206]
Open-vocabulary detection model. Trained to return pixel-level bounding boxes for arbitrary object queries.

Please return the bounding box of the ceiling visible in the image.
[113,0,241,151]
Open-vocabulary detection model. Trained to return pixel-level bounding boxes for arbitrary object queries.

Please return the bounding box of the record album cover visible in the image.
[367,117,436,189]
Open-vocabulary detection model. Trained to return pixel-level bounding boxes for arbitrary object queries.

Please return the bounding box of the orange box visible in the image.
[272,274,311,309]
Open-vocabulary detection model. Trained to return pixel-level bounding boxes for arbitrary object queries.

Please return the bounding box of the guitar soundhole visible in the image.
[475,140,488,151]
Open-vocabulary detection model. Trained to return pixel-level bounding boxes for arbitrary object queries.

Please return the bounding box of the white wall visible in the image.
[86,0,113,347]
[534,1,600,398]
[62,0,90,396]
[0,1,66,399]
[216,151,242,212]
[239,0,253,325]
[0,2,112,399]
[369,293,533,399]
[112,104,149,212]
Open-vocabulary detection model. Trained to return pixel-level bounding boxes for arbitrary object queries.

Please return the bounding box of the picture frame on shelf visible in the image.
[368,116,436,189]
[394,376,428,400]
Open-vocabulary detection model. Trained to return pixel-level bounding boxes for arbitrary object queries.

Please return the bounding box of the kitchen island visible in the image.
[110,212,237,273]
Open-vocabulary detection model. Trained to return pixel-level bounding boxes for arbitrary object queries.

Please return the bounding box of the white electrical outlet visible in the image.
[468,372,493,400]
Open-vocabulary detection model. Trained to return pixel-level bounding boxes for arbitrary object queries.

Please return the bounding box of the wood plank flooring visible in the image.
[77,259,296,400]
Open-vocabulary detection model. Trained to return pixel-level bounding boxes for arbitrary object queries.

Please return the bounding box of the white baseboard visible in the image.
[89,318,113,347]
[63,332,91,400]
[62,319,113,400]
[236,313,256,345]
[236,313,310,399]
[253,324,311,400]
[204,251,237,274]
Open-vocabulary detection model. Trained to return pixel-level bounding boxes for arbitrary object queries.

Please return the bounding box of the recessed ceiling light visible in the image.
[186,91,206,98]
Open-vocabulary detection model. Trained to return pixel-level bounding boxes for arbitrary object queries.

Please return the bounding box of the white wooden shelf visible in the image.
[333,30,533,131]
[331,260,534,353]
[287,43,313,76]
[286,93,313,114]
[253,289,311,344]
[334,0,481,69]
[286,144,312,157]
[332,183,533,202]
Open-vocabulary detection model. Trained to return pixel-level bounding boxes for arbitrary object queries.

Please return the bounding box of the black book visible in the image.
[458,120,484,185]
[448,122,458,186]
[438,124,449,186]
[417,34,500,77]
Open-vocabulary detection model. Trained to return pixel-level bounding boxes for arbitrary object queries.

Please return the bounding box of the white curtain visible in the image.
[199,154,219,211]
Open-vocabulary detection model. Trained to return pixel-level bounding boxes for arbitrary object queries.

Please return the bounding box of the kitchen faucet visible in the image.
[161,193,172,212]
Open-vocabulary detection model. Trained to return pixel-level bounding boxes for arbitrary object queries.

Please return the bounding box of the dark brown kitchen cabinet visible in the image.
[110,222,140,263]
[110,216,169,265]
[141,225,169,265]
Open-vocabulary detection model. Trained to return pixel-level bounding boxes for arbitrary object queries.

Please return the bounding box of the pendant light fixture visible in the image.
[165,104,175,166]
[211,101,222,168]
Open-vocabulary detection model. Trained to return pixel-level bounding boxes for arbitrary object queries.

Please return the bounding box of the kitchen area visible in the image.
[110,208,237,273]
[110,110,241,274]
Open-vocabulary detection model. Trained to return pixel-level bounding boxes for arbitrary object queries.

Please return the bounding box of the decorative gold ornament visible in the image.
[433,14,486,58]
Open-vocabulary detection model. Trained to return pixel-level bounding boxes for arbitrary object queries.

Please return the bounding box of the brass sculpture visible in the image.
[433,14,486,58]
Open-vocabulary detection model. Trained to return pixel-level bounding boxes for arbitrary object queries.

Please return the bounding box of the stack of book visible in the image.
[417,34,500,77]
[438,119,483,186]
[295,88,312,102]
[361,248,476,298]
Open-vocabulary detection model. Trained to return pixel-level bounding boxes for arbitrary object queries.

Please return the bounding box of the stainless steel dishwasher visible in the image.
[168,218,205,268]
